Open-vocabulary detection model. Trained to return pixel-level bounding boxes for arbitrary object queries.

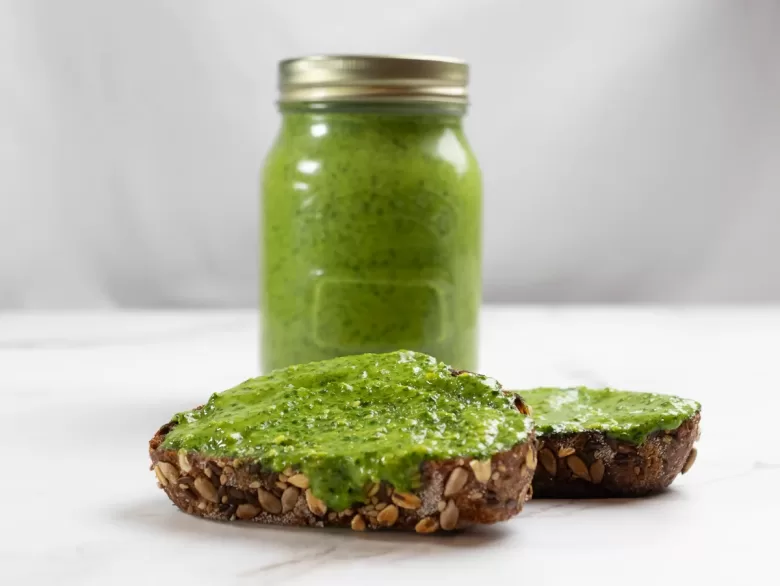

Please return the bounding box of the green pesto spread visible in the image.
[517,387,700,445]
[162,351,531,511]
[261,110,482,372]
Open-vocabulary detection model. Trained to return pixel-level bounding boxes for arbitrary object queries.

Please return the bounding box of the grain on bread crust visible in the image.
[532,412,700,498]
[149,389,537,532]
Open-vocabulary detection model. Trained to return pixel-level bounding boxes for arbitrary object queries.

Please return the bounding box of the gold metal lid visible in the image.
[278,55,469,105]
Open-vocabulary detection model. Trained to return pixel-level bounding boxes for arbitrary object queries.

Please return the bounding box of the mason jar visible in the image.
[261,55,482,372]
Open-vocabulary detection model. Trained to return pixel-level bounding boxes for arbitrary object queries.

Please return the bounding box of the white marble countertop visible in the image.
[2,307,777,585]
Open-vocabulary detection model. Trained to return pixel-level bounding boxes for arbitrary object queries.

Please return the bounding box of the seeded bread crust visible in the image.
[531,412,700,498]
[149,395,537,533]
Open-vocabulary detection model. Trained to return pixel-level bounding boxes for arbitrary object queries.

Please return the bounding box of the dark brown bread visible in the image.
[531,413,700,498]
[149,398,537,533]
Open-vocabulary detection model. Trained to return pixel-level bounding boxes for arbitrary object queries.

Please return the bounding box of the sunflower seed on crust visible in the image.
[557,447,575,458]
[566,455,591,481]
[415,517,438,534]
[469,459,492,483]
[539,448,557,476]
[525,448,537,470]
[682,447,697,474]
[444,467,469,497]
[590,459,605,484]
[157,462,179,484]
[305,489,327,516]
[194,476,218,503]
[439,500,459,530]
[391,492,422,510]
[351,514,366,531]
[178,451,192,473]
[258,488,282,514]
[281,486,300,513]
[236,504,261,520]
[376,504,399,527]
[287,474,310,489]
[154,465,168,487]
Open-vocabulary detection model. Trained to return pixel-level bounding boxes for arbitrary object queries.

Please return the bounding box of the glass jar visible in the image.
[261,55,482,372]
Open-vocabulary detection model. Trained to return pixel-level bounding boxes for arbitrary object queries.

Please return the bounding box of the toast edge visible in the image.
[531,412,701,498]
[149,394,537,532]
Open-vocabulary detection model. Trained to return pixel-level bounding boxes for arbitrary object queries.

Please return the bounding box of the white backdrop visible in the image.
[2,0,779,308]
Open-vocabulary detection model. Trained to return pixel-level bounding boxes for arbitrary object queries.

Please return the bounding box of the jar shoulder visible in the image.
[263,128,481,202]
[263,115,481,186]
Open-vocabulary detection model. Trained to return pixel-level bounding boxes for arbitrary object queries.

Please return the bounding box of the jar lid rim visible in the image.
[278,55,469,105]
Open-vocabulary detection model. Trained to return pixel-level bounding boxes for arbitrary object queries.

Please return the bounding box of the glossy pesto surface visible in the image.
[518,387,700,444]
[162,351,530,510]
[260,106,482,372]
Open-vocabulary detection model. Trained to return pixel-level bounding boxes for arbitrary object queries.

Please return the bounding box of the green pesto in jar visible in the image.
[161,351,530,511]
[261,107,482,372]
[517,387,701,445]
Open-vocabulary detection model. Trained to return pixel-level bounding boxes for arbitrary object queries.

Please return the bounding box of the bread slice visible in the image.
[149,352,537,533]
[518,387,701,498]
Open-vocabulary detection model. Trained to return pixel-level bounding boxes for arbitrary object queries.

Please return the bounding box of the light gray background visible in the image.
[2,0,779,308]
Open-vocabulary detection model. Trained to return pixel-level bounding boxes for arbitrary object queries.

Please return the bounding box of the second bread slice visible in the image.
[517,387,700,498]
